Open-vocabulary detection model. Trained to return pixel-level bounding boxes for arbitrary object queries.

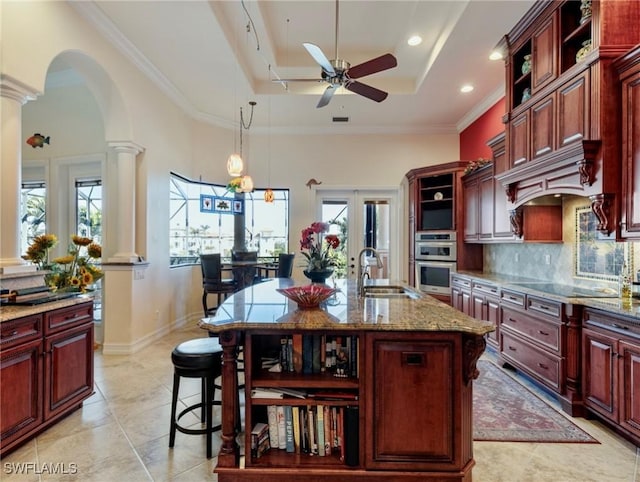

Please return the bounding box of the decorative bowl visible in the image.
[276,285,339,310]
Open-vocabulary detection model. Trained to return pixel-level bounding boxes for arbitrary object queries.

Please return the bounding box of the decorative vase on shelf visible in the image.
[580,0,592,24]
[576,39,592,63]
[521,54,532,75]
[303,268,334,284]
[521,87,532,103]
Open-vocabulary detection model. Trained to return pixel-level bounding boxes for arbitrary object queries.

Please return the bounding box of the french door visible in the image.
[316,189,400,281]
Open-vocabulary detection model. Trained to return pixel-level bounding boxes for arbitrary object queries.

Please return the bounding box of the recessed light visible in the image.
[407,35,422,46]
[489,50,503,60]
[460,85,474,93]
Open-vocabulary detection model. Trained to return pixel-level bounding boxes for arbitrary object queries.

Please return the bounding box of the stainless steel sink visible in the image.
[362,285,420,299]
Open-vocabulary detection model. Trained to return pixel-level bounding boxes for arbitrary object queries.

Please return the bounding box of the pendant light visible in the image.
[238,101,256,193]
[227,153,243,177]
[264,68,274,203]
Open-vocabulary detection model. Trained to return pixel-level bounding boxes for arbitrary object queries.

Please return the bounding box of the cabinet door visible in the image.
[472,293,486,321]
[485,296,500,347]
[44,322,94,420]
[0,339,43,453]
[491,141,514,239]
[619,340,640,438]
[460,289,472,317]
[463,177,478,241]
[368,337,456,470]
[531,15,557,91]
[510,110,530,167]
[531,93,555,159]
[557,70,589,149]
[621,70,640,237]
[583,328,618,422]
[451,286,462,311]
[479,171,494,239]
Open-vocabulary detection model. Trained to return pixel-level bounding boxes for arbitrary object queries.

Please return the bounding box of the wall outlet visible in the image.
[545,254,551,265]
[515,253,520,263]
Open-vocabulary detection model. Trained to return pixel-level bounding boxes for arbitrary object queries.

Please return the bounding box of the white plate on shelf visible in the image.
[434,192,443,200]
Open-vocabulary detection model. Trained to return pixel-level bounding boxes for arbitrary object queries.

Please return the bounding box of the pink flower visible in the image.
[300,222,340,271]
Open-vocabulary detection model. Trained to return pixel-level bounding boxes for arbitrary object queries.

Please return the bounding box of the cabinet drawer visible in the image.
[472,281,499,297]
[527,295,561,320]
[501,332,561,391]
[501,289,525,307]
[1,314,43,349]
[44,302,93,335]
[451,275,471,289]
[501,306,560,353]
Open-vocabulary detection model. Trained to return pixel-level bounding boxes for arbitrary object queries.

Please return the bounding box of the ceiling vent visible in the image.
[332,116,349,123]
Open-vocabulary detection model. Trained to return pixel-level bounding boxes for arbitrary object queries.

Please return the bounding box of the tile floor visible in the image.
[2,323,639,482]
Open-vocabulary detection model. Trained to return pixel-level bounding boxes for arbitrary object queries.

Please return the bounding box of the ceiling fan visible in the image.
[277,0,398,108]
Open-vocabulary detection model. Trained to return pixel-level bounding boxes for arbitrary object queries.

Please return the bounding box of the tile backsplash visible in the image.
[483,195,639,290]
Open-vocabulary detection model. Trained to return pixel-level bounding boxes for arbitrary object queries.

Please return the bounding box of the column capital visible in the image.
[0,74,40,104]
[107,141,145,156]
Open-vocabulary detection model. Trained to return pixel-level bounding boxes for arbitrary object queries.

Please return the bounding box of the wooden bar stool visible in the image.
[169,338,223,459]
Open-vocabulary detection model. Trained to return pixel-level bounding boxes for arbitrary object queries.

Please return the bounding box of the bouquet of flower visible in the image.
[299,222,340,271]
[22,234,103,292]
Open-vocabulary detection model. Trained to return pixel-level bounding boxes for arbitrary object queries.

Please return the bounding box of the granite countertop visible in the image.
[199,278,493,335]
[0,295,94,322]
[455,270,640,321]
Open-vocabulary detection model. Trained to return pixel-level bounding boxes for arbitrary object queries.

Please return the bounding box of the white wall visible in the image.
[3,1,460,352]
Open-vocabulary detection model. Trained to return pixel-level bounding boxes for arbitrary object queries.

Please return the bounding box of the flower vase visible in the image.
[521,54,532,75]
[303,268,334,284]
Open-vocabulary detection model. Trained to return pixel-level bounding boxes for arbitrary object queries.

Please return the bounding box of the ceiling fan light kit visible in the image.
[282,0,398,108]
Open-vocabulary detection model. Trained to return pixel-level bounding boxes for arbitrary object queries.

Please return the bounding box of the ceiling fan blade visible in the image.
[345,81,388,103]
[271,78,323,83]
[317,85,337,108]
[347,53,397,79]
[303,42,336,76]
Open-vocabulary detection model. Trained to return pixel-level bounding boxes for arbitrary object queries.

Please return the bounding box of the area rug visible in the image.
[473,359,598,443]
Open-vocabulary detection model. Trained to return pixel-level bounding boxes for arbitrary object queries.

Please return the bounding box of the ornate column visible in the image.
[106,141,144,262]
[0,75,39,273]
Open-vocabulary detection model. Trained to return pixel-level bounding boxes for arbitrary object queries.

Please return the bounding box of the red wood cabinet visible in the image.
[583,308,640,445]
[0,301,94,456]
[618,46,640,238]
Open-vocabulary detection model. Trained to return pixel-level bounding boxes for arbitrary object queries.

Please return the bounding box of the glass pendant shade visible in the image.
[227,153,243,177]
[240,175,254,193]
[264,188,274,203]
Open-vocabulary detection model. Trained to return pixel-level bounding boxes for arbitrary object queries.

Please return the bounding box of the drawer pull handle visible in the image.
[538,363,549,370]
[508,346,517,351]
[402,352,425,367]
[538,330,549,336]
[508,296,518,301]
[508,318,517,323]
[611,323,629,330]
[1,330,19,338]
[538,305,550,311]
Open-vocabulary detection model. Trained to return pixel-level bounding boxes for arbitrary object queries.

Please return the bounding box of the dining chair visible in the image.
[254,253,295,283]
[276,253,295,278]
[231,250,259,287]
[201,253,237,316]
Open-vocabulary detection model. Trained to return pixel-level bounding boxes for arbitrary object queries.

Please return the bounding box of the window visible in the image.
[21,181,46,255]
[170,172,289,266]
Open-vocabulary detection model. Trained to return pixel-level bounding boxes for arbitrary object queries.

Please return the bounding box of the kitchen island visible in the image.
[199,279,493,482]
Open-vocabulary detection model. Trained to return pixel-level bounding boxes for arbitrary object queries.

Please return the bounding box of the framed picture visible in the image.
[233,199,244,214]
[200,194,214,213]
[575,206,629,281]
[212,196,233,214]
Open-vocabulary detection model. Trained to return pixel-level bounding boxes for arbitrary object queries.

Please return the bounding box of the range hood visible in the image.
[494,139,617,236]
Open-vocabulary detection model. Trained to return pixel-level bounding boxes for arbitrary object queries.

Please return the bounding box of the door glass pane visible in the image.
[76,180,102,244]
[21,182,46,255]
[322,201,348,279]
[363,200,389,278]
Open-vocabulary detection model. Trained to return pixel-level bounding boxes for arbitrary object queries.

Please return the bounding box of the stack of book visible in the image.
[250,422,271,459]
[262,404,359,466]
[276,334,359,378]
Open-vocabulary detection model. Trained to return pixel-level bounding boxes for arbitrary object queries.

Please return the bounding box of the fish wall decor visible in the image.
[26,133,50,148]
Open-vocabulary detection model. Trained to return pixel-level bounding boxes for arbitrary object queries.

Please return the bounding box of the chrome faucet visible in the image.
[357,247,384,297]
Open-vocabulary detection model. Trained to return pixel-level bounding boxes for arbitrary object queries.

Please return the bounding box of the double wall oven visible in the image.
[415,231,456,295]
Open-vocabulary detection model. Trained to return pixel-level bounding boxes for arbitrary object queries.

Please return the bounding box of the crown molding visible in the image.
[456,86,505,133]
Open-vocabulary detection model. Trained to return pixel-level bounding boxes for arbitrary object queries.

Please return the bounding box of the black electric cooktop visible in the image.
[511,282,618,298]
